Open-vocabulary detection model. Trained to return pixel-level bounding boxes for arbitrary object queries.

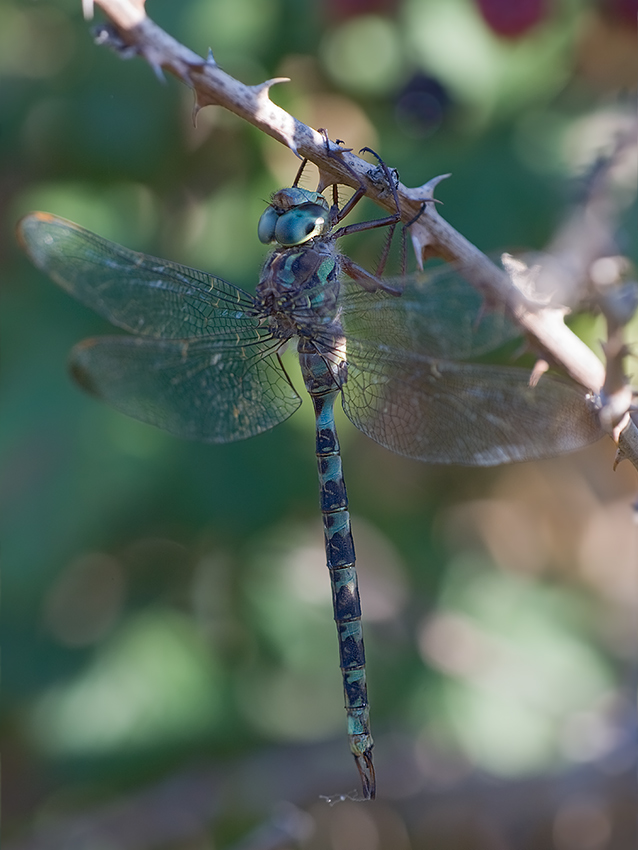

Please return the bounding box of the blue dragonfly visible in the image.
[18,158,603,800]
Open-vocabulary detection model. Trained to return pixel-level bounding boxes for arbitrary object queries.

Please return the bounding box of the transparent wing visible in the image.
[340,339,602,465]
[339,264,519,360]
[71,335,301,443]
[18,213,260,338]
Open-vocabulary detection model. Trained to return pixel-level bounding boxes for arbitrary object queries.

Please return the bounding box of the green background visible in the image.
[3,0,637,847]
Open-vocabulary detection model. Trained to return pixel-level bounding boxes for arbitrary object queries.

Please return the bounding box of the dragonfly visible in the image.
[18,154,603,800]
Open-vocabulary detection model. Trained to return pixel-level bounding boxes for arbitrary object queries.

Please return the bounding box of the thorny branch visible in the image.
[89,0,637,471]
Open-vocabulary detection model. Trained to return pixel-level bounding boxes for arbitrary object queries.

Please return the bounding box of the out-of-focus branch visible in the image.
[595,265,638,469]
[89,0,638,469]
[539,124,638,471]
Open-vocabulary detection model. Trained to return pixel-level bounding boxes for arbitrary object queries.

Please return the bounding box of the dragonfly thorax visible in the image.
[256,234,342,340]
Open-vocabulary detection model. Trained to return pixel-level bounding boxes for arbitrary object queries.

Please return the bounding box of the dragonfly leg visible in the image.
[322,134,439,276]
[292,156,310,188]
[331,149,401,238]
[341,255,402,296]
[294,130,354,190]
[316,129,401,234]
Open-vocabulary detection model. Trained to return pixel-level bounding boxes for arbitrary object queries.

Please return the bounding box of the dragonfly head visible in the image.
[258,188,330,247]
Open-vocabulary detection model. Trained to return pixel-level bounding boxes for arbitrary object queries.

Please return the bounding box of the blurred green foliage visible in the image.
[2,0,636,847]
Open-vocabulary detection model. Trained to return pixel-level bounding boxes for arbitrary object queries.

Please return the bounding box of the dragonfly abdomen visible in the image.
[302,339,375,799]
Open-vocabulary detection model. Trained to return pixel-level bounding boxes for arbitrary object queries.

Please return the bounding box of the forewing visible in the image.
[71,335,301,443]
[341,340,602,465]
[340,265,518,360]
[18,213,259,338]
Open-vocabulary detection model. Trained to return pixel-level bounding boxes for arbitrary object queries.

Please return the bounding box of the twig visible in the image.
[88,0,637,470]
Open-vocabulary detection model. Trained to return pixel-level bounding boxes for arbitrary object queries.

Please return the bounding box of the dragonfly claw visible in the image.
[354,751,376,800]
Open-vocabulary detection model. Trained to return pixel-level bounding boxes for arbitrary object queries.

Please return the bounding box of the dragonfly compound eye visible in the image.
[274,203,328,246]
[257,205,280,244]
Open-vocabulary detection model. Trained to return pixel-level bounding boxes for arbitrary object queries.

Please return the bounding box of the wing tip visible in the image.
[16,211,67,256]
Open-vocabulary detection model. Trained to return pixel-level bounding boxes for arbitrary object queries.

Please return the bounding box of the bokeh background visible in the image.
[2,0,637,848]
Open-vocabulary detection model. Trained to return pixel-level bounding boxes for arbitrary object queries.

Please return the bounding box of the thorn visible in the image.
[206,47,217,66]
[413,172,451,199]
[92,24,137,58]
[91,22,163,85]
[612,448,623,470]
[148,59,166,84]
[612,412,632,442]
[249,77,303,159]
[600,385,633,434]
[410,230,436,271]
[529,359,549,387]
[252,77,290,98]
[250,78,298,156]
[401,173,451,231]
[82,0,94,20]
[194,86,219,110]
